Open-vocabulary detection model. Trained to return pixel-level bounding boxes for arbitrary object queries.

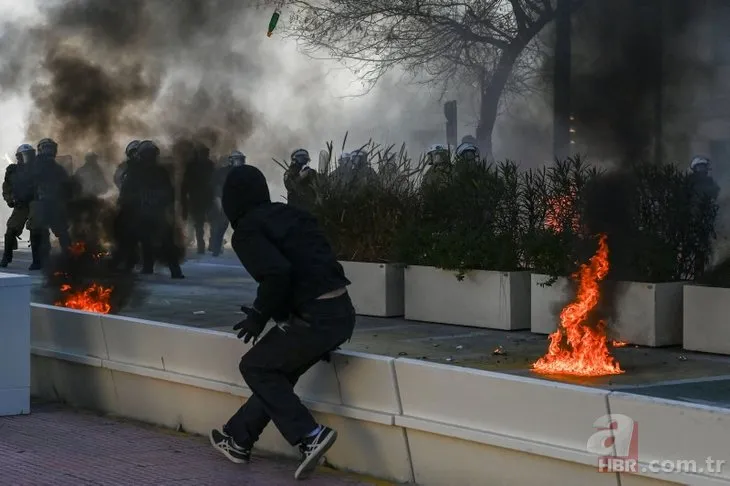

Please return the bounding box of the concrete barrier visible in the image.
[683,285,730,355]
[31,304,729,485]
[404,266,531,330]
[340,261,405,317]
[0,273,31,416]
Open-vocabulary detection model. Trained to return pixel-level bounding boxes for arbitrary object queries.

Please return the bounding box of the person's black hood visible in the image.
[222,165,271,226]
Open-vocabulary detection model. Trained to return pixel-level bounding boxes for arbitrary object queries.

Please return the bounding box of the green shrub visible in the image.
[307,140,420,262]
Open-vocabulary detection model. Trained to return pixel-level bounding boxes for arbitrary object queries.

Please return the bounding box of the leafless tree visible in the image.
[276,0,584,159]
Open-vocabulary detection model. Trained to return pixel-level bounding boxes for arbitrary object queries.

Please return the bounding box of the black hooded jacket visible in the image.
[222,165,350,323]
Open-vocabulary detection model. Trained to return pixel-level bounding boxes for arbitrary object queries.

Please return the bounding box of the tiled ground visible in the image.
[0,402,387,485]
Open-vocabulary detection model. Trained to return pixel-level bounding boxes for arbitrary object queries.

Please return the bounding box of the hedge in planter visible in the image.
[396,160,531,330]
[576,162,717,346]
[308,141,420,317]
[525,156,603,334]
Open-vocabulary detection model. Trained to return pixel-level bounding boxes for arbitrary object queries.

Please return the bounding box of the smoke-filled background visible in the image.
[2,0,730,254]
[0,0,484,229]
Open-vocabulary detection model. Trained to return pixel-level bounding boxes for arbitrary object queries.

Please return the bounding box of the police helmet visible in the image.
[136,140,160,160]
[228,150,246,167]
[291,148,310,167]
[37,138,58,156]
[690,155,711,173]
[125,140,141,158]
[456,142,480,161]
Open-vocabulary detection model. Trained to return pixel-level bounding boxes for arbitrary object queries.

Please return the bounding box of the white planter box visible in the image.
[530,274,573,334]
[531,276,685,347]
[404,265,530,329]
[683,285,730,355]
[340,261,404,317]
[0,273,32,416]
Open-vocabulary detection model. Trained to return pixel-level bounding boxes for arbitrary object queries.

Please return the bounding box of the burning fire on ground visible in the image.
[532,234,624,377]
[53,242,114,314]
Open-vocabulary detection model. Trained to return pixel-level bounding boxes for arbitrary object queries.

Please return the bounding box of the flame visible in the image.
[55,283,113,314]
[612,340,628,347]
[532,234,623,377]
[544,194,580,232]
[53,240,113,314]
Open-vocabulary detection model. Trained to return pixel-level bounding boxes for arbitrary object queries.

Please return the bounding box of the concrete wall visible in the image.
[0,273,31,416]
[404,266,531,330]
[339,261,405,317]
[683,285,730,355]
[530,276,685,347]
[30,304,730,486]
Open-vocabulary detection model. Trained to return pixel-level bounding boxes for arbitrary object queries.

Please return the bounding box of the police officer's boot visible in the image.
[0,234,14,267]
[28,232,44,270]
[169,262,185,279]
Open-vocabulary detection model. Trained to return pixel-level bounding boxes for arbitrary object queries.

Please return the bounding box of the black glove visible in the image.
[233,306,267,344]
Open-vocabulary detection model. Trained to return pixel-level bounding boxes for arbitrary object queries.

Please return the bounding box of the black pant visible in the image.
[208,210,228,255]
[224,292,355,447]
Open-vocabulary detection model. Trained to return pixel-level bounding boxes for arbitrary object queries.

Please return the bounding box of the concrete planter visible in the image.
[530,273,573,334]
[404,265,530,329]
[683,285,730,355]
[339,261,404,317]
[0,273,31,416]
[530,276,685,347]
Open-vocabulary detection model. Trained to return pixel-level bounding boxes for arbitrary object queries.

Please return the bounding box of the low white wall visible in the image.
[30,304,729,485]
[404,266,531,330]
[339,261,404,317]
[0,273,31,416]
[683,285,730,355]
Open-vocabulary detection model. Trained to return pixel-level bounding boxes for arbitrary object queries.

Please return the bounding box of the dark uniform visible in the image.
[114,140,140,191]
[74,152,110,197]
[181,144,215,254]
[209,151,245,256]
[284,149,318,209]
[209,165,354,480]
[120,140,183,278]
[330,149,374,187]
[688,157,720,278]
[421,144,452,188]
[27,138,72,269]
[0,145,33,267]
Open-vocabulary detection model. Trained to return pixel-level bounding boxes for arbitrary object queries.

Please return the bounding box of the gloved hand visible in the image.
[233,306,267,344]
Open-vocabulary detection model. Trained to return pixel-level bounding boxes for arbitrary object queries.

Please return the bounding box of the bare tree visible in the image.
[277,0,582,159]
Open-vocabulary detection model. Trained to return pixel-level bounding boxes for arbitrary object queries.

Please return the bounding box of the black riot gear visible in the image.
[37,138,58,157]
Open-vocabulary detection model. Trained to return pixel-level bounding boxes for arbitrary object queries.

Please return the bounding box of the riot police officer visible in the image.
[75,152,110,197]
[455,141,481,165]
[181,142,216,254]
[209,150,245,256]
[0,144,34,267]
[122,140,184,278]
[421,143,451,188]
[284,148,317,208]
[114,140,140,190]
[27,138,72,269]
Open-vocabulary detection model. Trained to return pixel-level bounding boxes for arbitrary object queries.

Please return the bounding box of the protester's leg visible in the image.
[212,294,354,469]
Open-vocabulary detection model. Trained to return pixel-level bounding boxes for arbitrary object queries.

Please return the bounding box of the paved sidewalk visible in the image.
[0,403,388,485]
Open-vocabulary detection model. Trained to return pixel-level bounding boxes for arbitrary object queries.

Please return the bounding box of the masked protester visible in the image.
[74,152,110,197]
[284,148,317,209]
[209,165,354,480]
[181,143,216,255]
[25,138,72,269]
[209,151,245,256]
[0,144,35,267]
[121,140,184,278]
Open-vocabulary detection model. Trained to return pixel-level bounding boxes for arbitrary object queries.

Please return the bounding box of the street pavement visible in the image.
[5,247,730,408]
[0,401,387,485]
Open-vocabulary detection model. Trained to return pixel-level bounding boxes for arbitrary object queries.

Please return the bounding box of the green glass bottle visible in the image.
[267,9,280,37]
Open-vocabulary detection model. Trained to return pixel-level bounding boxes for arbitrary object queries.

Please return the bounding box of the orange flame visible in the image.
[55,283,113,314]
[54,241,114,314]
[532,234,623,377]
[612,340,628,347]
